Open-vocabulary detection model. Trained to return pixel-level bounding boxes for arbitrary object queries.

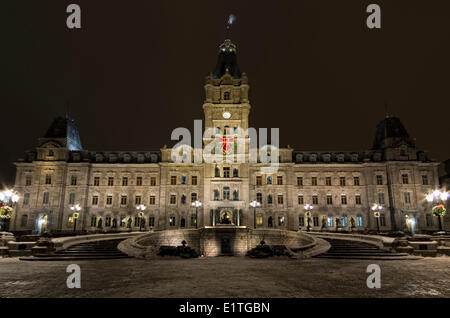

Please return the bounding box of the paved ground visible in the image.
[1,256,450,298]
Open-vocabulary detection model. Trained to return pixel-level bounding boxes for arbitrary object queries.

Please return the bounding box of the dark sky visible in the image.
[1,0,450,187]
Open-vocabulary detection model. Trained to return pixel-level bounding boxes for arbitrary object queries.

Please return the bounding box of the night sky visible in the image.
[1,0,450,187]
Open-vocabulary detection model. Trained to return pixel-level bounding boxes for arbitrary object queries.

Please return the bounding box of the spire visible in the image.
[213,39,241,79]
[43,116,83,151]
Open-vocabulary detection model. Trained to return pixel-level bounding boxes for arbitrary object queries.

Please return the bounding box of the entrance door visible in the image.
[221,236,232,254]
[36,215,48,234]
[220,210,232,224]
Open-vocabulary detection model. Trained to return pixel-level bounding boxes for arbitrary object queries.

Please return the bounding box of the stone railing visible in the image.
[308,231,395,249]
[51,232,143,251]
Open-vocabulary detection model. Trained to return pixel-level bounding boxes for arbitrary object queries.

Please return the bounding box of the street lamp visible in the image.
[371,203,383,233]
[0,189,19,232]
[426,190,449,232]
[191,200,202,228]
[304,204,314,232]
[136,204,147,231]
[250,200,261,229]
[70,204,82,232]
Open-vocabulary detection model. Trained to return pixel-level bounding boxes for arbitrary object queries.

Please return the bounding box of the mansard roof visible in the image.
[372,116,415,150]
[213,39,241,79]
[292,150,432,164]
[43,116,83,151]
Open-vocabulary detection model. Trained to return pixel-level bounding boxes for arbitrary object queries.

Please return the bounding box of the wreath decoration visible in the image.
[0,206,13,219]
[432,205,447,217]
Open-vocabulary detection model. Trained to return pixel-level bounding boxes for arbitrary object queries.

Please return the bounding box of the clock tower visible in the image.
[203,39,251,138]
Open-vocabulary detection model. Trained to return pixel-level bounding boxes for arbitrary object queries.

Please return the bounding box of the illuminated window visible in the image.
[327,217,334,227]
[341,216,348,227]
[169,216,176,227]
[257,214,263,226]
[356,216,363,227]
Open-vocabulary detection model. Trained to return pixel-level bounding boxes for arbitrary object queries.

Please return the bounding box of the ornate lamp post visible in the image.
[136,204,146,232]
[70,204,82,232]
[426,190,449,232]
[371,203,383,233]
[0,190,19,232]
[191,200,202,228]
[304,204,313,232]
[250,200,261,229]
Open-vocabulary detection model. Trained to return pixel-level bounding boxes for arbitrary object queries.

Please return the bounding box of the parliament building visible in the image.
[11,39,441,235]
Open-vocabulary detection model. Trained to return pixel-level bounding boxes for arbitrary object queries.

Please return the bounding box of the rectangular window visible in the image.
[94,177,100,186]
[136,176,143,186]
[311,177,317,186]
[313,216,319,227]
[106,195,113,205]
[45,174,52,185]
[169,216,176,227]
[277,176,283,185]
[277,194,284,205]
[402,174,409,184]
[339,177,346,186]
[68,192,75,204]
[299,216,305,227]
[170,194,176,205]
[297,177,303,186]
[120,215,125,227]
[312,195,318,205]
[135,195,142,205]
[326,195,333,205]
[149,195,156,205]
[191,176,198,185]
[327,217,334,227]
[191,193,197,202]
[356,216,363,227]
[278,216,285,226]
[223,167,230,178]
[256,214,263,226]
[355,194,361,205]
[378,192,385,204]
[223,187,230,200]
[181,176,187,184]
[25,175,32,186]
[43,192,49,204]
[376,175,383,185]
[422,175,428,185]
[148,216,155,227]
[71,175,77,186]
[92,195,98,206]
[326,177,332,186]
[256,176,262,185]
[341,195,347,205]
[380,214,386,226]
[150,177,156,186]
[122,177,128,186]
[108,177,114,186]
[170,176,177,185]
[353,176,360,186]
[298,195,304,205]
[404,192,411,204]
[426,214,433,227]
[23,193,30,206]
[120,195,127,205]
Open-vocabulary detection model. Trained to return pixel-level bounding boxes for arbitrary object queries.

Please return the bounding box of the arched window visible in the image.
[181,194,186,204]
[215,166,220,177]
[267,176,272,184]
[214,189,220,201]
[267,194,272,204]
[90,215,97,227]
[224,91,230,100]
[233,168,239,177]
[327,216,334,227]
[48,150,54,157]
[216,127,221,134]
[268,216,273,228]
[233,190,239,201]
[180,218,186,228]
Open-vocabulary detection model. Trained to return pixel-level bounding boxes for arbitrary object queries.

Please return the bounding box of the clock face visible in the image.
[222,111,231,119]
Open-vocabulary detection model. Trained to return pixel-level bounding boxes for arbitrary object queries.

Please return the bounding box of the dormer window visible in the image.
[337,154,345,162]
[223,91,231,100]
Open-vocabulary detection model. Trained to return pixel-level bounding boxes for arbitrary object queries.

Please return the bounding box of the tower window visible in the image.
[223,92,231,100]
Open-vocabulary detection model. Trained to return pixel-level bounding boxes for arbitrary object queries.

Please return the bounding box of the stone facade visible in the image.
[11,39,441,235]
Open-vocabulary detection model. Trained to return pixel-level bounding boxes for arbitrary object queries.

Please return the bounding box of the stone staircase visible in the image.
[20,239,132,261]
[314,238,420,260]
